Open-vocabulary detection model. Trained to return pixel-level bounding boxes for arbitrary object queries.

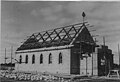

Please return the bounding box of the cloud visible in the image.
[44,15,58,21]
[2,19,23,34]
[31,9,39,16]
[66,2,99,16]
[19,1,32,5]
[31,4,64,23]
[1,1,120,64]
[31,4,63,16]
[2,18,15,24]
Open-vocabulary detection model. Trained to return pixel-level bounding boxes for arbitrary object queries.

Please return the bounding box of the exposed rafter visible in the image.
[17,22,91,51]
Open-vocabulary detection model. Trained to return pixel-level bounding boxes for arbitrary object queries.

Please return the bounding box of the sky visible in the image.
[1,1,120,64]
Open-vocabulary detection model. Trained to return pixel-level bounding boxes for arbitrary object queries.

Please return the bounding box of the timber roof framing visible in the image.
[17,22,93,51]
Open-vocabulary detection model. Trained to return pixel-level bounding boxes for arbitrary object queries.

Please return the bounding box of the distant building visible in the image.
[80,45,113,76]
[0,63,15,70]
[15,22,113,76]
[96,45,113,76]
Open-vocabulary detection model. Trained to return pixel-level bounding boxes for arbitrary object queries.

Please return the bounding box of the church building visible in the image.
[15,21,97,75]
[15,13,113,76]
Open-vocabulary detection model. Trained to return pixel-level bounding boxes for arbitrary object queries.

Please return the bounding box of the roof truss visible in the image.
[18,22,90,50]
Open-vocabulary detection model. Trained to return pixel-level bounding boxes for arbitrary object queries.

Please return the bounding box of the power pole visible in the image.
[80,42,82,74]
[86,55,88,75]
[91,45,93,76]
[5,48,6,64]
[103,36,107,75]
[103,36,105,46]
[118,44,120,65]
[11,46,13,70]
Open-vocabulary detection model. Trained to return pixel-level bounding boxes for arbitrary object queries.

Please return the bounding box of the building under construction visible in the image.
[15,15,113,76]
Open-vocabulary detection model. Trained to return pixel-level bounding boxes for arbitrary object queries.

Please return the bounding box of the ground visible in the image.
[1,77,120,82]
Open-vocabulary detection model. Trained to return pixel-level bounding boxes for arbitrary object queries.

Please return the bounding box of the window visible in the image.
[49,53,52,64]
[32,54,35,64]
[19,55,22,64]
[25,55,28,64]
[40,54,43,64]
[59,52,62,64]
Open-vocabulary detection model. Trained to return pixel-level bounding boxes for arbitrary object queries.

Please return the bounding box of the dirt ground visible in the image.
[1,77,120,82]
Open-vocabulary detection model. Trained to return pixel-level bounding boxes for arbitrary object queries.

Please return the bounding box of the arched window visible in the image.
[32,54,35,64]
[40,54,43,64]
[19,55,22,64]
[48,53,52,64]
[59,52,62,64]
[25,55,28,64]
